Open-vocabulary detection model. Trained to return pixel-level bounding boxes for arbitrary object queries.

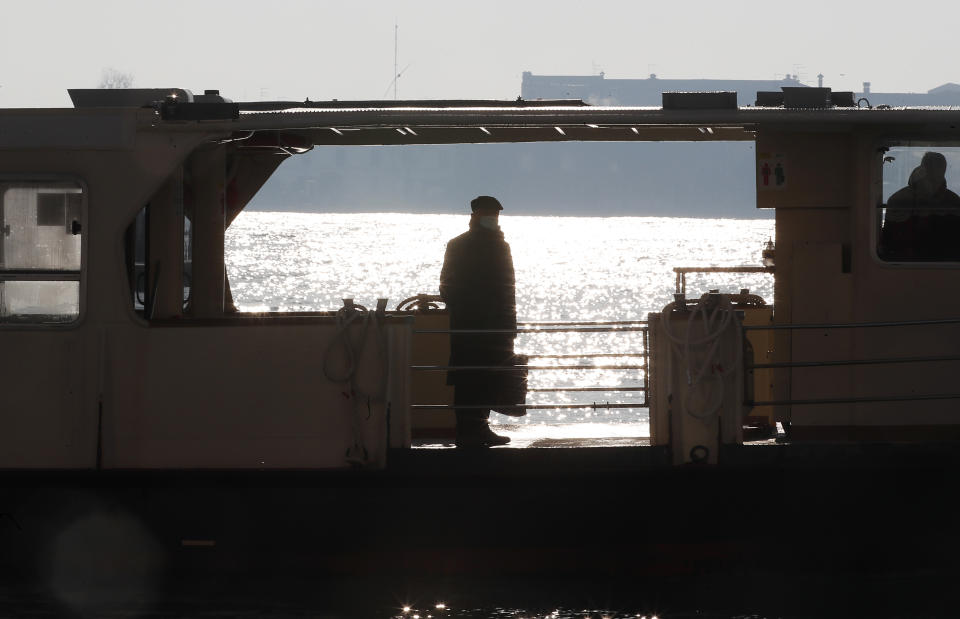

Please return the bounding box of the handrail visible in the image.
[743,317,960,408]
[412,320,650,411]
[527,386,646,392]
[0,269,81,282]
[518,320,648,326]
[749,393,960,407]
[526,353,644,359]
[744,317,960,331]
[415,326,648,334]
[673,265,773,295]
[412,364,645,371]
[412,402,647,411]
[750,353,960,369]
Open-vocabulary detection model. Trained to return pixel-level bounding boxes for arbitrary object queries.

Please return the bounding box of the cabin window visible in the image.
[126,206,192,315]
[0,182,83,324]
[878,146,960,262]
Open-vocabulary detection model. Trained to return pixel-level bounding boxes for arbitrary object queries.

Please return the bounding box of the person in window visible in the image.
[440,196,516,448]
[882,151,960,260]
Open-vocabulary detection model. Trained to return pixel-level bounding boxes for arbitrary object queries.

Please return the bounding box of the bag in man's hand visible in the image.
[491,353,528,417]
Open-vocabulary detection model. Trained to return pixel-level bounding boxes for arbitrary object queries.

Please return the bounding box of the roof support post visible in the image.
[147,166,185,319]
[188,146,226,318]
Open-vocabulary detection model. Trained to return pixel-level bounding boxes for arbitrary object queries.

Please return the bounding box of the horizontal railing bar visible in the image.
[411,402,648,410]
[743,318,960,331]
[525,353,645,359]
[415,327,648,334]
[750,354,960,369]
[412,364,646,371]
[673,266,774,274]
[0,270,81,282]
[748,393,960,406]
[518,320,648,326]
[527,386,646,392]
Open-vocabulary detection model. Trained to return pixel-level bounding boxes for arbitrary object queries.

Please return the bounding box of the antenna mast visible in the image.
[393,23,398,100]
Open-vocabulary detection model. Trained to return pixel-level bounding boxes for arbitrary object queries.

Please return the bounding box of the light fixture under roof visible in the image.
[479,127,491,135]
[554,126,565,135]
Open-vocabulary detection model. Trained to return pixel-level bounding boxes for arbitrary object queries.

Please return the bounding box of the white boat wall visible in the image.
[756,128,960,441]
[3,87,960,472]
[0,102,412,470]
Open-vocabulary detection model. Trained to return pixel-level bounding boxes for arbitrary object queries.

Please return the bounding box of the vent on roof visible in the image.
[782,87,831,108]
[68,88,193,108]
[662,91,738,110]
[755,91,784,107]
[755,87,857,108]
[830,91,856,107]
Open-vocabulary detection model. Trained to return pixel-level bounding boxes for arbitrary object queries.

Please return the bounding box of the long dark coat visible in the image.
[439,222,517,389]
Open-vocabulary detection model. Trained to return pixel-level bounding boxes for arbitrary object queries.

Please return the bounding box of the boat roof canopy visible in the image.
[52,88,960,148]
[225,106,960,147]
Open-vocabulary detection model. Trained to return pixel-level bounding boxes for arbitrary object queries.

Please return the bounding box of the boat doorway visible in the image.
[222,141,769,448]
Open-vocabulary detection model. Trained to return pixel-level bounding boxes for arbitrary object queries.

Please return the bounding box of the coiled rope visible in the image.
[660,293,743,419]
[322,301,388,466]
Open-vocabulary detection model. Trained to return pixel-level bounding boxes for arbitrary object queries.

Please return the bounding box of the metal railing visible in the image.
[743,317,960,407]
[0,269,81,282]
[674,266,773,296]
[411,320,649,413]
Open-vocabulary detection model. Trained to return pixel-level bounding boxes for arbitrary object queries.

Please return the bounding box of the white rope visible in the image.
[322,301,388,465]
[660,293,742,420]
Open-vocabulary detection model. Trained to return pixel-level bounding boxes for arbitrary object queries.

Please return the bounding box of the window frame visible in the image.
[874,140,960,268]
[0,175,88,328]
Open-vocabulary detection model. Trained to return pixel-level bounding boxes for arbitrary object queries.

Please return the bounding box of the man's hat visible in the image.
[471,195,503,212]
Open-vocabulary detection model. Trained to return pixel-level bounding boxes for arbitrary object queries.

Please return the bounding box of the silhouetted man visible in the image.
[883,151,960,260]
[440,196,516,447]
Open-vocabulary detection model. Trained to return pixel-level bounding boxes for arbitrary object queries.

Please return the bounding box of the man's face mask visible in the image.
[911,164,947,199]
[477,215,499,230]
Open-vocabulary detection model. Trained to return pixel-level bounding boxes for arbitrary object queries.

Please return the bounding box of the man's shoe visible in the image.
[455,425,511,448]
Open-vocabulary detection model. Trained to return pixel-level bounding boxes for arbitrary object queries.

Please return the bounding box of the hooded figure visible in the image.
[440,195,516,447]
[883,151,960,260]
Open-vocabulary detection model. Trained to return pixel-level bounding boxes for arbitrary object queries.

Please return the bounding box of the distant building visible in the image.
[521,72,960,108]
[521,71,805,106]
[859,81,960,107]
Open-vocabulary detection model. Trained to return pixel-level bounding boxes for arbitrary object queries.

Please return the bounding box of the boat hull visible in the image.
[3,443,959,615]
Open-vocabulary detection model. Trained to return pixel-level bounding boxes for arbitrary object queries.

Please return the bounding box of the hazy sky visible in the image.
[1,0,957,108]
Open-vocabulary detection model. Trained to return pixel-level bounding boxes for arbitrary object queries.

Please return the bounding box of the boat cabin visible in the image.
[2,87,960,470]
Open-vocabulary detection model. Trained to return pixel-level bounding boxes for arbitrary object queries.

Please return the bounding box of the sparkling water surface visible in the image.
[226,212,774,438]
[226,212,774,317]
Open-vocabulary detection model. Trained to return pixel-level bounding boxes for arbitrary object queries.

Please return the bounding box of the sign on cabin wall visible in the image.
[755,132,855,209]
[757,152,787,190]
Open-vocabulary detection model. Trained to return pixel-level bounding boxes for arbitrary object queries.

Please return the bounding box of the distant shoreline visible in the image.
[242,208,774,220]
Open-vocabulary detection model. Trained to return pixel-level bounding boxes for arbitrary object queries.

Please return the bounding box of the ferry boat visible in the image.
[2,86,959,614]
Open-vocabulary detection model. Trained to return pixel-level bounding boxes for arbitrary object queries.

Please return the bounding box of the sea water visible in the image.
[226,212,774,440]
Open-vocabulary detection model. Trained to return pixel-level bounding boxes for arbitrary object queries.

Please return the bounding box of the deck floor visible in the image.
[412,421,651,448]
[412,421,781,449]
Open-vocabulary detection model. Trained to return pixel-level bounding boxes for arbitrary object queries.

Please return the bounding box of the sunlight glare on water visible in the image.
[226,212,774,430]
